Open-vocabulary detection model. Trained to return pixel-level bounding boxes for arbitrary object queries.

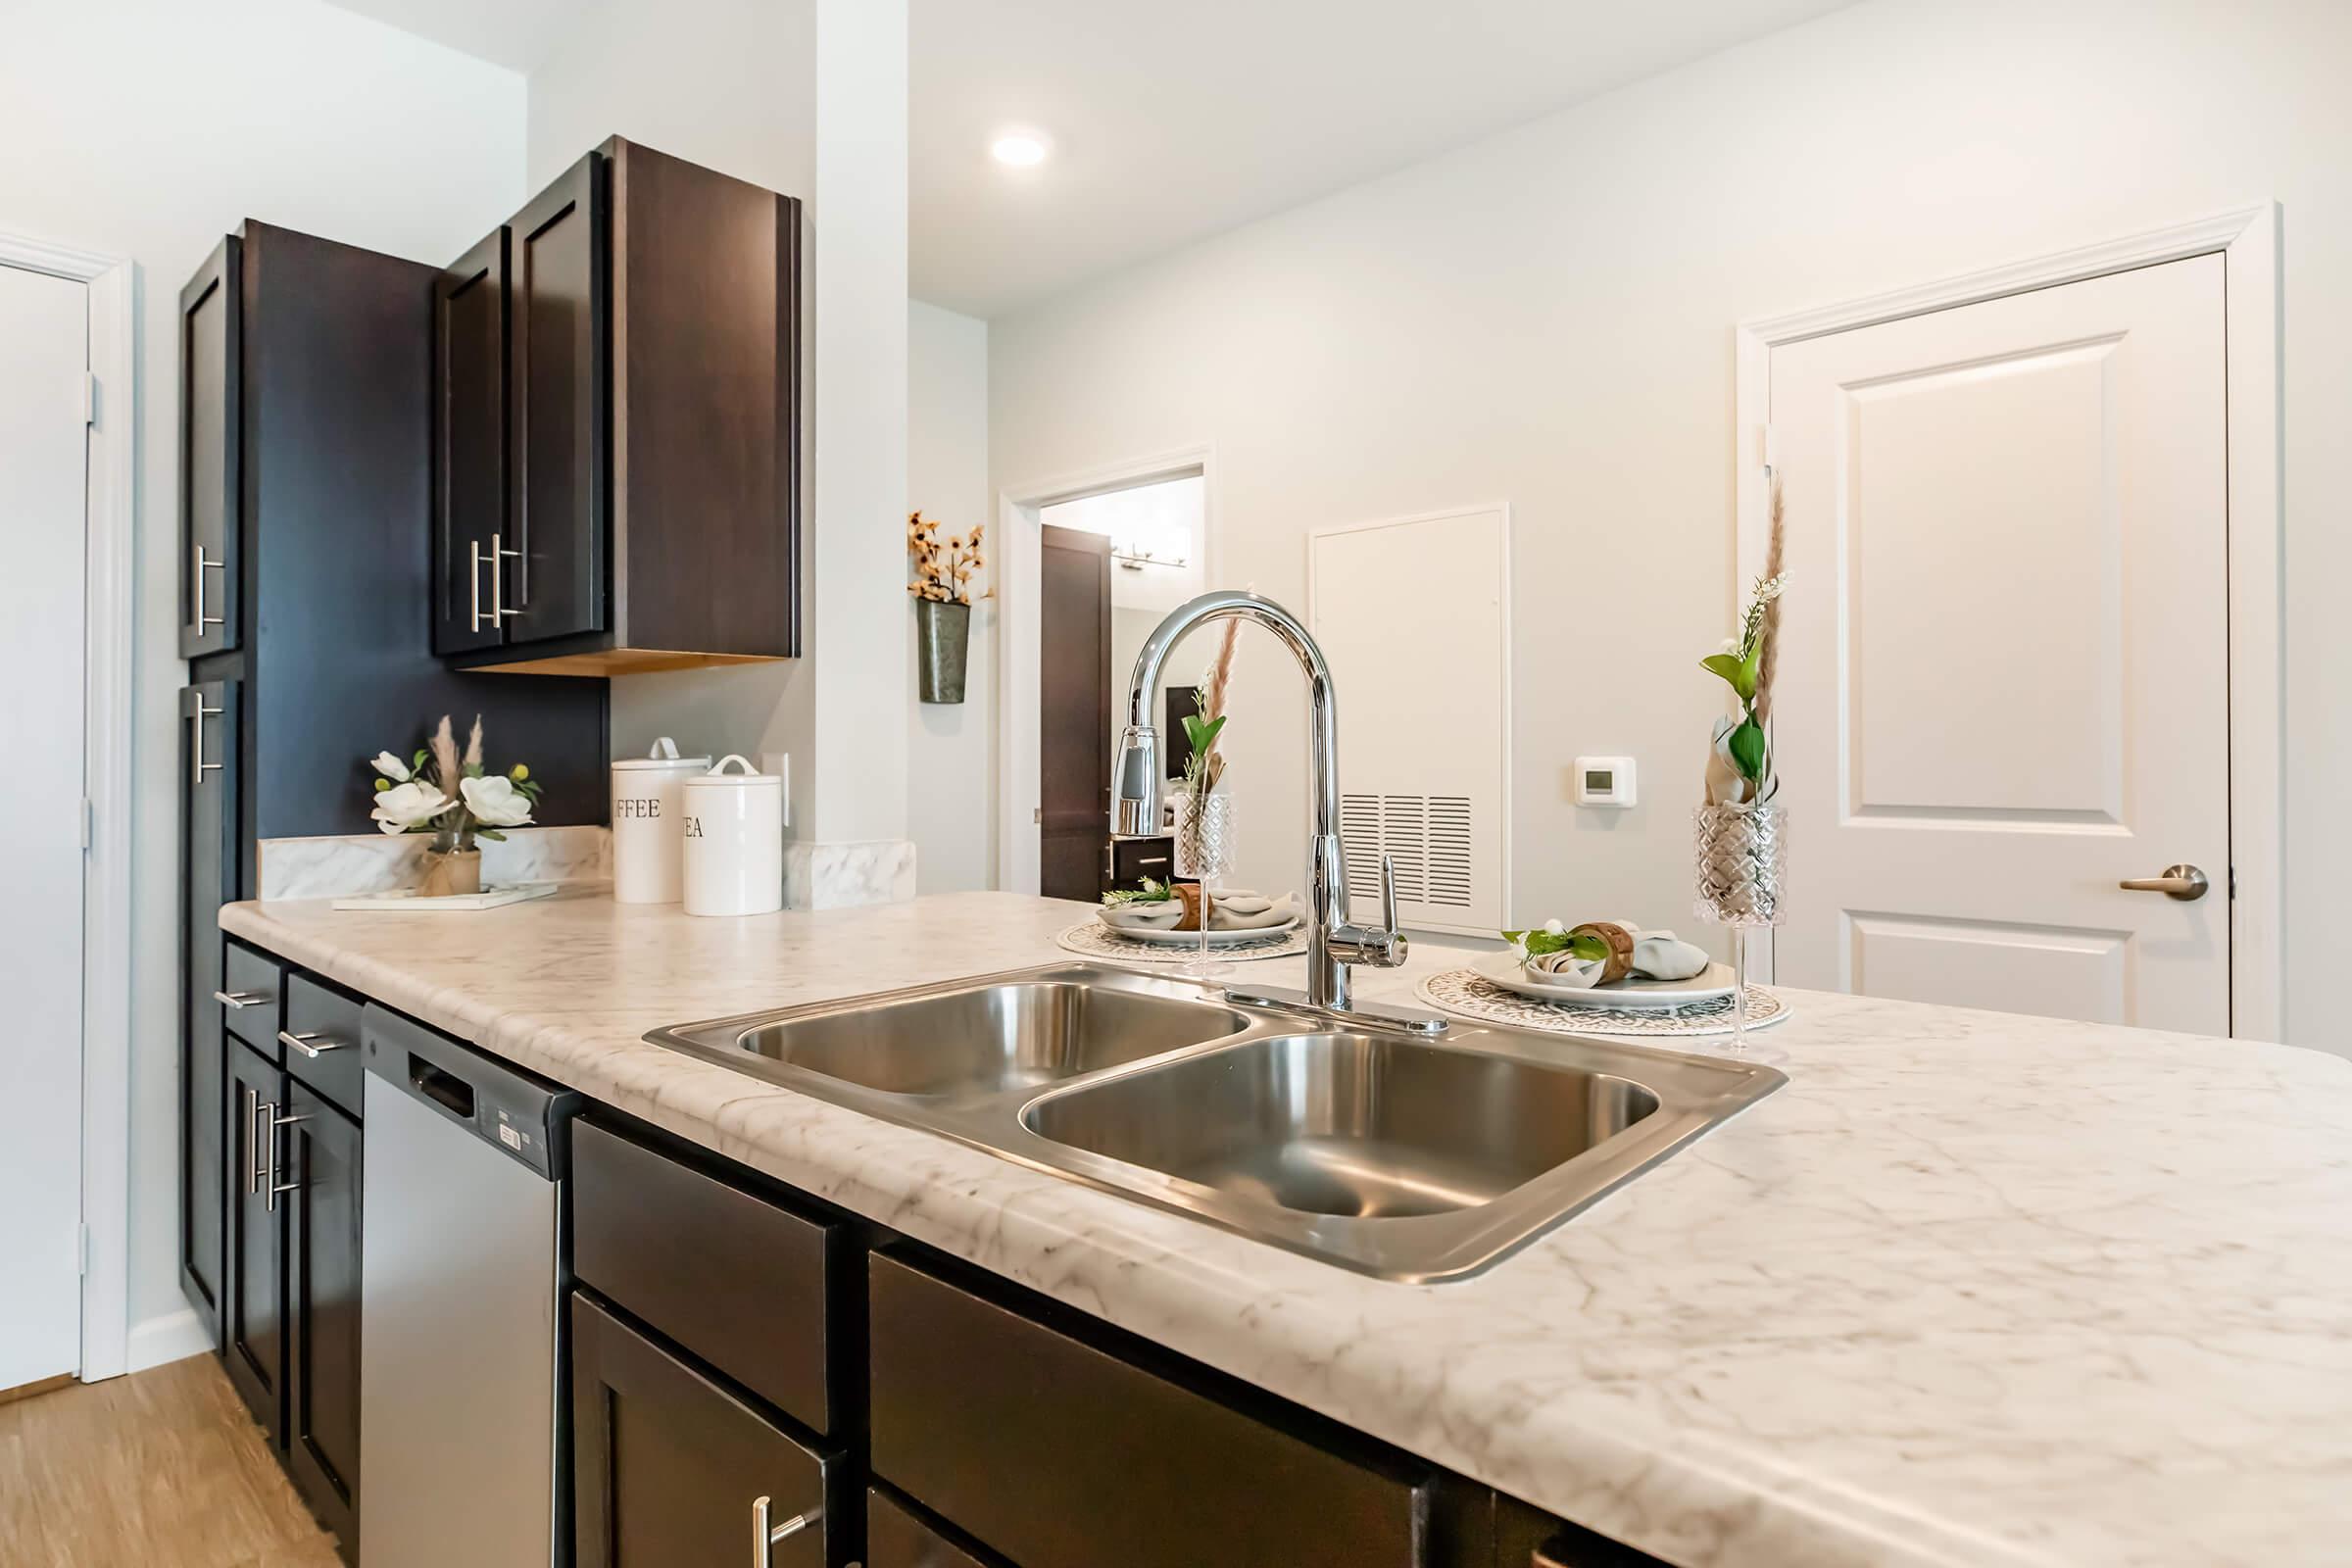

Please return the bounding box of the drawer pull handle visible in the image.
[278,1029,347,1060]
[215,990,267,1009]
[751,1495,820,1561]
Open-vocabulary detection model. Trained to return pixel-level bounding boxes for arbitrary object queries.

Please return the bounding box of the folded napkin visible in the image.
[1525,920,1710,988]
[1204,889,1299,930]
[1098,901,1186,931]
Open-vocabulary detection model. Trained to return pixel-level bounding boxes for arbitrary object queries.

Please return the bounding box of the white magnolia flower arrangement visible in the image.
[368,714,542,850]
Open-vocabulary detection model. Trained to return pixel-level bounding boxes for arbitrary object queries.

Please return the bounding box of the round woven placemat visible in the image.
[1416,967,1791,1038]
[1055,920,1312,965]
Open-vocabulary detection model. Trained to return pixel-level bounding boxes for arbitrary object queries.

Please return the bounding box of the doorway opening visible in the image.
[999,451,1212,899]
[1035,474,1206,900]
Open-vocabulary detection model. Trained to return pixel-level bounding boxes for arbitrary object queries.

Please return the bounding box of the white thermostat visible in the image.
[1573,756,1637,808]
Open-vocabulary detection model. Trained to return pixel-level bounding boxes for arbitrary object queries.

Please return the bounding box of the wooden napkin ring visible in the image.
[1572,921,1636,984]
[1172,882,1204,932]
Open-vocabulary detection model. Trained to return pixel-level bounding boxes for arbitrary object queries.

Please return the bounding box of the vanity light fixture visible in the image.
[991,132,1050,167]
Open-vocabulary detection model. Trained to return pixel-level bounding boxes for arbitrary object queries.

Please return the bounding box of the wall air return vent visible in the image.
[1310,505,1511,936]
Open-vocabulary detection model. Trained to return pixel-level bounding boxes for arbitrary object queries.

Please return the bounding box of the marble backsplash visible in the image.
[257,825,612,901]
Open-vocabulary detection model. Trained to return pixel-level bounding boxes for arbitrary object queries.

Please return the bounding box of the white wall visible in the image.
[527,0,815,193]
[987,0,2352,1043]
[0,0,526,1359]
[537,0,823,780]
[908,305,995,889]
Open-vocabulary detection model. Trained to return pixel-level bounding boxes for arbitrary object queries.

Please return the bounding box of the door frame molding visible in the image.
[0,225,137,1377]
[1733,203,2284,1039]
[996,444,1217,895]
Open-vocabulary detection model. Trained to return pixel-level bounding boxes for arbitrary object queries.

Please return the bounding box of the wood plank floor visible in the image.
[0,1354,340,1567]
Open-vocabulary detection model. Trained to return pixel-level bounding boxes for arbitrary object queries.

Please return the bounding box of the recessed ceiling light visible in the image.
[991,133,1050,168]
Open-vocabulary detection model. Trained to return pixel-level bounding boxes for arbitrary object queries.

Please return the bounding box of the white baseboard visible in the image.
[123,1307,212,1374]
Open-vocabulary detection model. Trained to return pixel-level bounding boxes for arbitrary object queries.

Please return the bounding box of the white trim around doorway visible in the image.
[1732,203,2284,1040]
[0,225,138,1379]
[995,444,1218,896]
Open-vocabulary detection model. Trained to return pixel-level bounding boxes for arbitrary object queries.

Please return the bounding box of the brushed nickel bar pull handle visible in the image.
[189,700,222,789]
[469,538,487,631]
[264,1106,309,1213]
[751,1495,819,1562]
[193,545,225,634]
[491,532,521,620]
[277,1029,347,1060]
[2119,864,2209,902]
[215,990,265,1008]
[244,1087,264,1195]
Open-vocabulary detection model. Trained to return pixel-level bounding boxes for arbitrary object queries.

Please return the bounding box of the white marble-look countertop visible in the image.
[220,889,2352,1568]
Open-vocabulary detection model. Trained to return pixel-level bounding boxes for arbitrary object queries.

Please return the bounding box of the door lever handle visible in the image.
[2119,864,2209,902]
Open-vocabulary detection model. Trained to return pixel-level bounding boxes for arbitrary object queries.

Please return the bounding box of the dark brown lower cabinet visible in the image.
[571,1292,845,1567]
[217,1007,366,1564]
[869,1250,1437,1568]
[283,1084,363,1562]
[222,1041,284,1442]
[867,1489,995,1568]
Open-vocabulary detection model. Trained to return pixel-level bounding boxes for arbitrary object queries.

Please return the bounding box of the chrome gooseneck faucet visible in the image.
[1111,590,1442,1032]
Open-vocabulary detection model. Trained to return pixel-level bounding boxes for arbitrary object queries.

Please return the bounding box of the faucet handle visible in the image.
[1329,853,1409,970]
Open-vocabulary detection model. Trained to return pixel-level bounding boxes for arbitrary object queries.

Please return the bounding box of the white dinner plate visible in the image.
[1471,950,1738,1009]
[1097,911,1301,946]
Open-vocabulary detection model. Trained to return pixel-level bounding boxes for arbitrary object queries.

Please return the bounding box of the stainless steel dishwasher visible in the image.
[361,1003,580,1567]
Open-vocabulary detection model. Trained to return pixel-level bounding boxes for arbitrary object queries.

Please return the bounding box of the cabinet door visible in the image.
[572,1292,841,1568]
[506,150,609,645]
[283,1084,363,1561]
[178,234,241,659]
[179,679,241,1344]
[432,229,509,655]
[223,1042,285,1444]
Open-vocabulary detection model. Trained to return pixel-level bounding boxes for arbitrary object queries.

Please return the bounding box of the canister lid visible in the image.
[613,736,712,772]
[682,754,781,790]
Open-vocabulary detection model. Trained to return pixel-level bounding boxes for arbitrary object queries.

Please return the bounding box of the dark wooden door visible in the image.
[572,1292,842,1568]
[180,678,240,1345]
[507,150,609,647]
[178,234,240,659]
[283,1084,363,1560]
[431,228,508,655]
[224,1042,285,1443]
[1039,524,1112,902]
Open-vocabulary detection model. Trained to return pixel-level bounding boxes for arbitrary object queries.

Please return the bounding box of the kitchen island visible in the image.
[220,887,2352,1568]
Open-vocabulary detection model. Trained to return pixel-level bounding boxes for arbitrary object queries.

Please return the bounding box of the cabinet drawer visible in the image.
[868,1489,993,1568]
[573,1121,838,1435]
[282,974,366,1116]
[870,1251,1433,1568]
[220,940,284,1052]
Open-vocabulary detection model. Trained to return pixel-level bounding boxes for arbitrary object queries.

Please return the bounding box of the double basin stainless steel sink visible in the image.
[647,963,1783,1282]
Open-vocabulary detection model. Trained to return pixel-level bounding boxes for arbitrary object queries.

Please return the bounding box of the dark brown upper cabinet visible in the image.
[431,229,509,656]
[179,235,242,661]
[434,137,805,676]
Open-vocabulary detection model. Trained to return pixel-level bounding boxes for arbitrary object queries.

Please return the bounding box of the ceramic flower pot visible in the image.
[418,845,482,899]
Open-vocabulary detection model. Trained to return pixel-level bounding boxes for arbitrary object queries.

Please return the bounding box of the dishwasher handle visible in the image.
[410,1054,477,1119]
[362,1002,579,1180]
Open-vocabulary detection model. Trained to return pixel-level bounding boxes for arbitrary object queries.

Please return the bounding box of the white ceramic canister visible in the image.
[681,755,785,917]
[610,737,711,904]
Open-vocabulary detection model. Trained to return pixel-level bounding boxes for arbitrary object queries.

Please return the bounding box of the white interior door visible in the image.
[1770,255,2229,1033]
[0,263,89,1388]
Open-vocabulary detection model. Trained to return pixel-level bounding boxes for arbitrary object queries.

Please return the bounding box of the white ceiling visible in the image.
[321,0,1855,318]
